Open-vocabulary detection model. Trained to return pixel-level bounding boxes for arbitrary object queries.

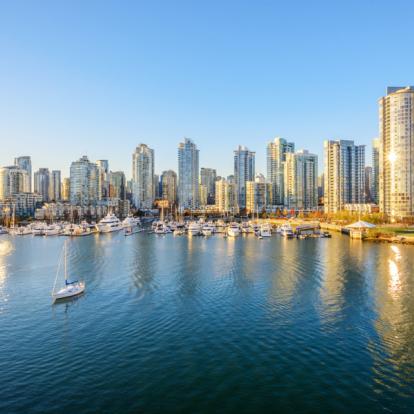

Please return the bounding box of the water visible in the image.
[1,233,414,413]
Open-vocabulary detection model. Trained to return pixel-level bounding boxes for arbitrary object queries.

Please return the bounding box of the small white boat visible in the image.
[52,241,85,302]
[173,223,186,236]
[202,224,215,237]
[9,226,32,236]
[32,223,47,236]
[280,224,294,238]
[260,223,272,237]
[0,226,8,235]
[122,215,143,236]
[44,224,62,236]
[227,223,240,237]
[153,221,167,234]
[187,222,201,236]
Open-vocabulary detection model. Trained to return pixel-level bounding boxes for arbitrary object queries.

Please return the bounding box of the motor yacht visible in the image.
[44,224,62,236]
[173,223,186,236]
[202,224,215,236]
[280,224,294,238]
[260,223,272,237]
[123,215,143,236]
[187,222,201,236]
[32,223,47,236]
[227,223,240,237]
[96,213,123,233]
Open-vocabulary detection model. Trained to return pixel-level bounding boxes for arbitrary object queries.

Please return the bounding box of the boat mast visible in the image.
[64,241,68,285]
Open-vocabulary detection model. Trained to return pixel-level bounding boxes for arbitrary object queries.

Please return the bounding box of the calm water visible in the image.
[1,232,414,413]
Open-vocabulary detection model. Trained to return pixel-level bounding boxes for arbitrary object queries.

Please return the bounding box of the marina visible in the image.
[0,216,332,240]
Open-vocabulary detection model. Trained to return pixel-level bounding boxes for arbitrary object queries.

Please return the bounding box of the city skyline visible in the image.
[2,2,414,177]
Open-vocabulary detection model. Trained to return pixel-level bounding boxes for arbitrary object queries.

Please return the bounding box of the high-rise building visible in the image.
[215,177,237,213]
[109,171,126,200]
[284,150,318,210]
[62,178,70,201]
[317,173,324,204]
[153,174,161,199]
[161,170,177,206]
[372,138,380,204]
[49,170,61,201]
[34,168,50,202]
[69,156,99,206]
[14,156,32,192]
[178,138,199,210]
[246,173,272,214]
[234,145,255,210]
[0,166,28,200]
[200,167,217,205]
[364,166,373,203]
[132,144,154,209]
[324,140,365,213]
[267,137,295,206]
[199,184,208,208]
[96,160,109,200]
[379,86,414,218]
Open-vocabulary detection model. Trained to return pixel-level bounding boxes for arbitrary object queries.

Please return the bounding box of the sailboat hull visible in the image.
[52,282,85,301]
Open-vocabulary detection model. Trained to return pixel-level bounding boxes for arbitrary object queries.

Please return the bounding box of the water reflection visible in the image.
[129,234,157,297]
[0,238,14,313]
[372,244,414,395]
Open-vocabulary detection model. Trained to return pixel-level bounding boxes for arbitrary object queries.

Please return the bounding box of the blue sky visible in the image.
[1,0,413,178]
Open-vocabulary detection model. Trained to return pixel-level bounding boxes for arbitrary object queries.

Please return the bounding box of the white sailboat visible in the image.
[52,241,85,302]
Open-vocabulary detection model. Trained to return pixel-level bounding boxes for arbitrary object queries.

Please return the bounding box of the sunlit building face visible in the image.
[379,86,414,218]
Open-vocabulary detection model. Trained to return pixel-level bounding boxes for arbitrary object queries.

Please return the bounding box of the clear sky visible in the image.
[1,0,414,179]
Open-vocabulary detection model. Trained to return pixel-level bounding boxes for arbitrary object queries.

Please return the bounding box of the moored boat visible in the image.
[227,223,240,237]
[96,213,123,233]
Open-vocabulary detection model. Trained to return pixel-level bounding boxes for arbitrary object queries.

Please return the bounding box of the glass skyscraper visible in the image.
[34,168,50,202]
[69,156,99,206]
[234,145,255,210]
[14,156,32,192]
[267,137,294,206]
[132,144,154,209]
[178,138,199,210]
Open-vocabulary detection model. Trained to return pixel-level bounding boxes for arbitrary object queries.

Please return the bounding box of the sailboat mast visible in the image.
[64,241,67,284]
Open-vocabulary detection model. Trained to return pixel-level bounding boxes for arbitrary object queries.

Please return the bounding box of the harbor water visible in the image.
[1,233,414,413]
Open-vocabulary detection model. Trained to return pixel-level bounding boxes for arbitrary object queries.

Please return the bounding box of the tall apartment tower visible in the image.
[215,177,237,214]
[234,145,255,210]
[284,150,318,210]
[0,166,28,200]
[200,167,217,205]
[49,170,62,201]
[245,173,272,214]
[178,138,199,210]
[34,168,51,202]
[132,144,154,209]
[96,160,109,200]
[379,86,414,218]
[267,137,295,206]
[364,166,373,203]
[324,140,365,213]
[372,138,380,204]
[14,156,32,192]
[69,156,99,206]
[161,170,177,206]
[62,178,70,201]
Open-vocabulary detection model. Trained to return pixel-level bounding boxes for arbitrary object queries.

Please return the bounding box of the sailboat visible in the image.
[52,241,85,302]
